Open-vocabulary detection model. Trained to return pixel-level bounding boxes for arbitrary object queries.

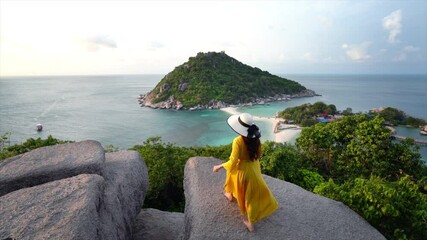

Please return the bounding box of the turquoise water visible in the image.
[0,74,426,160]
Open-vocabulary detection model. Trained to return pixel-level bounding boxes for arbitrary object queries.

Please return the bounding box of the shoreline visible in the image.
[220,107,301,143]
[139,89,319,110]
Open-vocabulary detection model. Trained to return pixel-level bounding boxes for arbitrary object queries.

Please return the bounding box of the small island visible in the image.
[138,51,318,110]
[222,102,427,145]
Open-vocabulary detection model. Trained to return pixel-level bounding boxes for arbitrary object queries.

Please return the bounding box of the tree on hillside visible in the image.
[314,175,427,240]
[373,107,427,127]
[278,101,338,126]
[260,141,324,191]
[296,115,423,182]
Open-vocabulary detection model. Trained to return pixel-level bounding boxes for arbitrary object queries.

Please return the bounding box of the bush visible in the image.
[299,169,325,191]
[300,118,318,127]
[314,175,427,240]
[130,137,232,212]
[278,101,338,124]
[130,137,195,212]
[296,115,424,182]
[260,141,324,191]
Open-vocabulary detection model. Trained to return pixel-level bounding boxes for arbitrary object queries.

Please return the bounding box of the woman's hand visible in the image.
[213,164,223,172]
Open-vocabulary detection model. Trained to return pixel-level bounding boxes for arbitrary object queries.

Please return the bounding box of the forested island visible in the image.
[278,102,427,128]
[139,51,318,110]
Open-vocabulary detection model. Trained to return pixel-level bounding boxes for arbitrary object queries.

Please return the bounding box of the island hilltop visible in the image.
[139,51,318,110]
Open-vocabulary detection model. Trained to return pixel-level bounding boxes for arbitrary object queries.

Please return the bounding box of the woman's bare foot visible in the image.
[223,191,233,202]
[242,218,255,232]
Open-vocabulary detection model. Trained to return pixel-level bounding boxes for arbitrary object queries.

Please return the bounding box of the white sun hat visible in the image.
[227,113,261,138]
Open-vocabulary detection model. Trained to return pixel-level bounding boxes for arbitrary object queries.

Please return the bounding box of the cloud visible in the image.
[301,52,316,62]
[300,52,333,63]
[383,10,402,43]
[82,35,117,52]
[149,41,165,50]
[219,41,236,48]
[342,42,371,61]
[393,53,406,62]
[390,45,420,62]
[317,15,333,28]
[403,45,419,52]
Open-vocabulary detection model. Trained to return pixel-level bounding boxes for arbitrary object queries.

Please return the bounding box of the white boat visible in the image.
[36,124,43,132]
[420,125,427,135]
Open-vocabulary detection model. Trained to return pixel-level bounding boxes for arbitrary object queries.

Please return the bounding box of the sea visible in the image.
[1,74,426,161]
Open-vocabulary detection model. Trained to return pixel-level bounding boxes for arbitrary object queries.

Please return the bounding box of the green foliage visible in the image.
[0,132,11,151]
[0,135,72,161]
[296,114,424,182]
[103,144,121,152]
[374,107,426,127]
[278,101,338,125]
[300,169,325,191]
[406,116,427,128]
[296,113,425,239]
[300,118,318,127]
[148,51,307,107]
[342,107,353,116]
[130,137,232,212]
[314,175,427,240]
[131,137,194,212]
[260,141,324,191]
[378,107,406,125]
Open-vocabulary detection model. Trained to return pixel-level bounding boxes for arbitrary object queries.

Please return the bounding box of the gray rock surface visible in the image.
[0,140,104,197]
[0,174,105,240]
[183,157,386,240]
[99,151,149,240]
[0,141,149,240]
[133,208,184,240]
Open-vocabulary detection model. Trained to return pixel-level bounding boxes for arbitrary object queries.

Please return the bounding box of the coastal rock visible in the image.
[138,91,319,111]
[176,101,184,110]
[0,174,105,240]
[0,140,104,197]
[133,208,184,240]
[183,157,386,240]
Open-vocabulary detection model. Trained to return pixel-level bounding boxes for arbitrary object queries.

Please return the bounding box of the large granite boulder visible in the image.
[99,151,149,240]
[133,208,184,240]
[0,174,105,240]
[183,157,386,240]
[0,140,104,197]
[0,141,148,240]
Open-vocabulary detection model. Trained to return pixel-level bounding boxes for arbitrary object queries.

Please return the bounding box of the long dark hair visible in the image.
[243,136,261,161]
[243,124,262,161]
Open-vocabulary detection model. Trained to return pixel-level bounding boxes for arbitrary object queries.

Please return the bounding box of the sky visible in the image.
[0,0,426,76]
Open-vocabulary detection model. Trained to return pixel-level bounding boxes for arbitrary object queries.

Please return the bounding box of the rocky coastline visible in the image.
[138,89,320,111]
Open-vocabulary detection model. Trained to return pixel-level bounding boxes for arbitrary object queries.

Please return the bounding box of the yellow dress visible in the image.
[222,136,279,223]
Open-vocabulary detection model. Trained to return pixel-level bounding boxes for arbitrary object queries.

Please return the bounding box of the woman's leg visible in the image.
[223,191,233,202]
[242,216,255,232]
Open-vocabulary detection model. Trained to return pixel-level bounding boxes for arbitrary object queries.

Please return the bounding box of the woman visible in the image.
[213,113,279,232]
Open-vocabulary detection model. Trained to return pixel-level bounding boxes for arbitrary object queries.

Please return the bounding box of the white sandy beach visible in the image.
[220,107,301,143]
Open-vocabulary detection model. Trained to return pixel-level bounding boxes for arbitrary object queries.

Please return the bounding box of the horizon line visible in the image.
[1,72,426,78]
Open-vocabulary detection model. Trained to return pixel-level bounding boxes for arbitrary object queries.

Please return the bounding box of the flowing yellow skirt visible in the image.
[224,158,279,223]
